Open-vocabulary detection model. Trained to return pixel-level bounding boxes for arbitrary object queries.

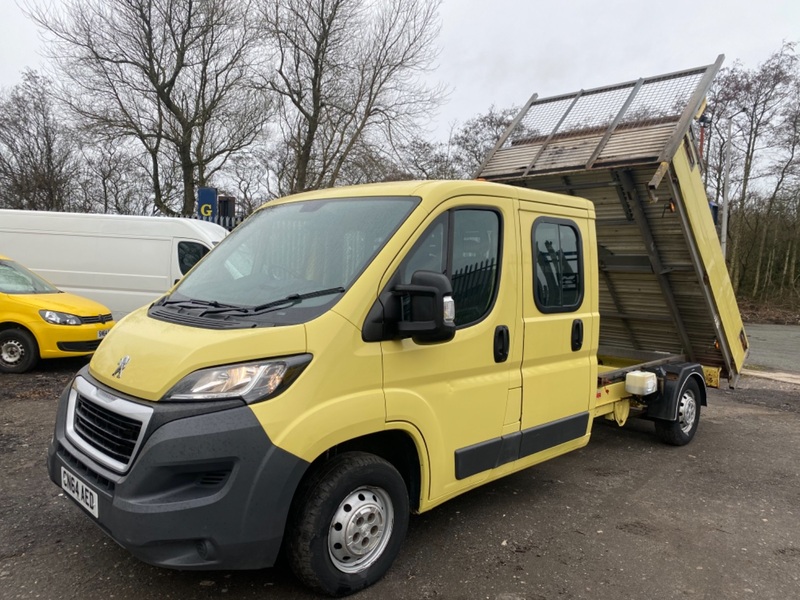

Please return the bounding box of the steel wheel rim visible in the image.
[678,388,697,434]
[1,339,24,365]
[328,485,394,574]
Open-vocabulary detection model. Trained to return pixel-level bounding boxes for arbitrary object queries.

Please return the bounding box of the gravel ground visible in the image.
[1,355,799,600]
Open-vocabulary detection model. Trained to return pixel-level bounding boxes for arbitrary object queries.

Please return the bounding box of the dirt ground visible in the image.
[1,356,799,600]
[738,301,800,326]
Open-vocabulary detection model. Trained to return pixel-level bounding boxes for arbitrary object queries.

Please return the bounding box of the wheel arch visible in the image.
[644,363,707,422]
[685,371,707,407]
[0,320,35,336]
[0,320,43,348]
[301,427,426,512]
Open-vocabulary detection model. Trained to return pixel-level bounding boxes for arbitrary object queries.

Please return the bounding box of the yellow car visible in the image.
[0,255,115,373]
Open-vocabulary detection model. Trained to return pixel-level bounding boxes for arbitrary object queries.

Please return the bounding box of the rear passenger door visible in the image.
[518,208,598,454]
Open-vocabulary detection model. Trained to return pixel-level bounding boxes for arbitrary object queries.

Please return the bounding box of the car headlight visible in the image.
[163,354,312,404]
[39,310,82,326]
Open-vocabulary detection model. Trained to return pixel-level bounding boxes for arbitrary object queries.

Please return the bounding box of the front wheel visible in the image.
[286,452,409,596]
[654,377,702,446]
[0,329,40,374]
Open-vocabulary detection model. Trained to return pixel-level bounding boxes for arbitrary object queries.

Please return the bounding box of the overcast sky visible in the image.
[2,0,798,139]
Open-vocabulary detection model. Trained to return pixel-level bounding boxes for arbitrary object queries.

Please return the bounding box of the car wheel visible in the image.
[0,329,40,374]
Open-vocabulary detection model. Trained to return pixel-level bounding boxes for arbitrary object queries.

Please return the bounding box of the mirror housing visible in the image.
[394,271,456,344]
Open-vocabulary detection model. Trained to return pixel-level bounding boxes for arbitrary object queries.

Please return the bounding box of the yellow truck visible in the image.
[47,57,746,596]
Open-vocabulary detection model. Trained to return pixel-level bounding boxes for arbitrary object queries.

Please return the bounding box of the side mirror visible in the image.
[394,271,456,344]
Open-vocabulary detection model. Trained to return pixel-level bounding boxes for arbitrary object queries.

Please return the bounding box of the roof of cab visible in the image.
[259,179,593,214]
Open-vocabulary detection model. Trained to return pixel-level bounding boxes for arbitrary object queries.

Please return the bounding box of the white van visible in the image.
[0,210,228,320]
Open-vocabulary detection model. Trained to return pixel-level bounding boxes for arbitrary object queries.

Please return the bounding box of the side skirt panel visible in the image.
[454,412,590,480]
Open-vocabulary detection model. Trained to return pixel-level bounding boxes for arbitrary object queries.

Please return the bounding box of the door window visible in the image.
[178,241,210,275]
[400,209,500,326]
[532,219,582,312]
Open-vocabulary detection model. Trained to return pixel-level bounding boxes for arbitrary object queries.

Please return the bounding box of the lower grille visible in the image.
[58,340,102,352]
[58,446,115,493]
[74,394,142,465]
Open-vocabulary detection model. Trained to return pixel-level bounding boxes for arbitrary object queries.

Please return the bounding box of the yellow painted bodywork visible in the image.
[90,307,307,399]
[84,180,664,515]
[379,193,523,502]
[671,147,748,379]
[518,204,600,429]
[1,256,114,360]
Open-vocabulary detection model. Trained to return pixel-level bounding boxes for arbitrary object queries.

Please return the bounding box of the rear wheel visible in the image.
[655,377,701,446]
[0,329,39,373]
[286,452,409,596]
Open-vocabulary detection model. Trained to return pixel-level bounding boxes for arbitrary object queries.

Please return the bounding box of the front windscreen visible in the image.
[0,259,59,294]
[156,196,418,327]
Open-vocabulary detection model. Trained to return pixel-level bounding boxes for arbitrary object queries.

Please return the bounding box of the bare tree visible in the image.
[259,0,444,194]
[0,70,80,211]
[28,0,271,215]
[388,106,518,181]
[705,44,798,291]
[451,106,518,177]
[749,77,800,297]
[77,138,154,215]
[226,142,274,216]
[704,43,800,309]
[393,137,458,180]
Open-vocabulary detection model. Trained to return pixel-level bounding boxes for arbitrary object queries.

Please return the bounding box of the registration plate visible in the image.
[61,467,99,518]
[97,329,109,340]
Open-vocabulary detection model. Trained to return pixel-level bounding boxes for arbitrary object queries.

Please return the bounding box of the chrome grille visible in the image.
[65,377,153,473]
[74,394,141,464]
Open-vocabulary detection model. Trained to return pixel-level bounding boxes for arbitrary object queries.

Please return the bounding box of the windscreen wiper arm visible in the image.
[198,287,346,317]
[157,297,243,310]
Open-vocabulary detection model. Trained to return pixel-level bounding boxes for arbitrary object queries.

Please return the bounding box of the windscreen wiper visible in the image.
[197,287,346,317]
[156,297,244,310]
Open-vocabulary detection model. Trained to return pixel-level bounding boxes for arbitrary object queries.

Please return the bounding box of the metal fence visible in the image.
[188,214,246,231]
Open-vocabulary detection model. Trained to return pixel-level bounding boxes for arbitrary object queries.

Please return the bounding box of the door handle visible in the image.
[494,325,509,363]
[571,319,584,352]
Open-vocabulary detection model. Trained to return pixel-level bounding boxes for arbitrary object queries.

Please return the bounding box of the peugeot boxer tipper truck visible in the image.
[47,58,747,596]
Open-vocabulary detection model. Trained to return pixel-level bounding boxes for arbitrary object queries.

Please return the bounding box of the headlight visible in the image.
[163,354,312,404]
[39,310,82,325]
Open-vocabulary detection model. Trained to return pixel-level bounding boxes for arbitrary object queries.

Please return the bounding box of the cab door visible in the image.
[518,206,598,455]
[381,196,523,503]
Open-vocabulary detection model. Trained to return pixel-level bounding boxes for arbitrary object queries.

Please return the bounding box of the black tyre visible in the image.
[286,452,410,597]
[654,377,702,446]
[0,328,40,374]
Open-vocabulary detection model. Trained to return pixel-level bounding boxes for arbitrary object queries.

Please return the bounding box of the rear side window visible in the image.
[178,241,210,275]
[533,219,582,312]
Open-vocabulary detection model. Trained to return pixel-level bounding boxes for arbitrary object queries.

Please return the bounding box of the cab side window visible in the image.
[533,219,582,312]
[401,209,501,326]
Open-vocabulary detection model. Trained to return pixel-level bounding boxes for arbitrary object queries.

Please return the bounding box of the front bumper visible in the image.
[47,368,309,570]
[34,322,114,359]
